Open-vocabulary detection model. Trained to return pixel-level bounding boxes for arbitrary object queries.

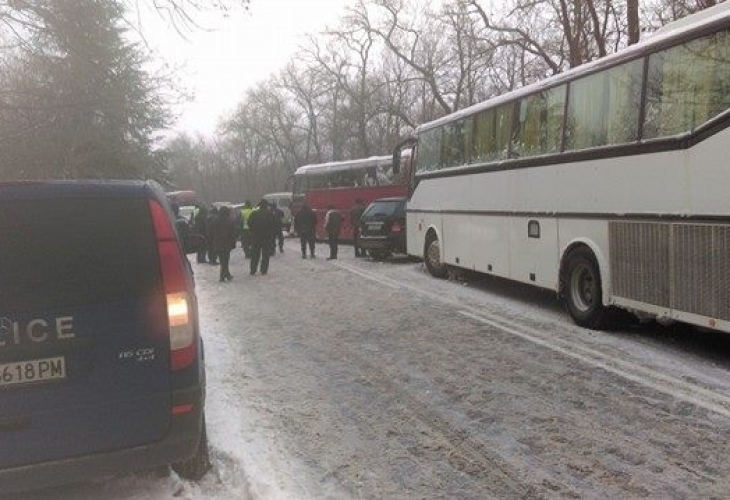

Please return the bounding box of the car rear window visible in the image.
[363,200,405,218]
[0,197,161,312]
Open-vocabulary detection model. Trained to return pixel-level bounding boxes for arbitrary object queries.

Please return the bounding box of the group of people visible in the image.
[294,198,367,260]
[180,197,369,281]
[188,200,285,281]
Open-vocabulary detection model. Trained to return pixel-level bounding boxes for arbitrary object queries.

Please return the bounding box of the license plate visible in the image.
[367,223,383,230]
[0,357,66,387]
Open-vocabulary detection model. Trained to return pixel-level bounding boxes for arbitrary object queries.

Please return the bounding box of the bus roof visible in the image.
[166,190,198,205]
[417,2,730,134]
[294,155,392,176]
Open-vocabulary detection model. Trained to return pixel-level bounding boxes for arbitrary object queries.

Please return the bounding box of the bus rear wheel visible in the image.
[424,234,448,279]
[563,247,609,330]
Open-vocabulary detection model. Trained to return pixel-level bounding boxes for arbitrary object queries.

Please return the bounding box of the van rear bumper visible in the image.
[1,387,203,495]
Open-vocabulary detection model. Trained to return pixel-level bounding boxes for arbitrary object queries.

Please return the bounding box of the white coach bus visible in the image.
[392,3,730,332]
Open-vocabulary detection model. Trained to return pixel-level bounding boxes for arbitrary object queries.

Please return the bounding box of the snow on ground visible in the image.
[9,237,730,498]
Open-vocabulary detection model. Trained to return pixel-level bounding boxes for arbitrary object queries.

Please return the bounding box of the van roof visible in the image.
[0,180,159,201]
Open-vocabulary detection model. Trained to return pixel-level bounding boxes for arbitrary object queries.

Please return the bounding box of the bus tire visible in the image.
[562,246,609,330]
[424,233,448,279]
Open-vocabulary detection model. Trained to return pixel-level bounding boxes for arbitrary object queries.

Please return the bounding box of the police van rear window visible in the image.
[0,197,161,312]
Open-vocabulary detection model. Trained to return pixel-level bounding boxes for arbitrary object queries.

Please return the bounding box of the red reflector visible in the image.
[172,343,196,371]
[172,403,194,415]
[392,223,403,232]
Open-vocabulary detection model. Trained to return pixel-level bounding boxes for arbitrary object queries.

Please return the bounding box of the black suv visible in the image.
[358,197,407,260]
[0,180,209,494]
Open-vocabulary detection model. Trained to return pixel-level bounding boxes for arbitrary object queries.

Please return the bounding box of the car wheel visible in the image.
[424,233,447,279]
[172,415,211,481]
[563,247,609,330]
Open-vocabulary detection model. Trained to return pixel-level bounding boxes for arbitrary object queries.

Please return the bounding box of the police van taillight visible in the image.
[149,200,196,371]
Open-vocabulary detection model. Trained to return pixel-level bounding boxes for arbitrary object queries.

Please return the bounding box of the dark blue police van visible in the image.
[0,180,208,494]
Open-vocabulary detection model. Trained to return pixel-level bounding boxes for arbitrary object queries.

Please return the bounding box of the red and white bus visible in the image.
[291,154,410,241]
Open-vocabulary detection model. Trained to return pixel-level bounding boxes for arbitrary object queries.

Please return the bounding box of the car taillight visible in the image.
[392,222,403,233]
[149,200,196,371]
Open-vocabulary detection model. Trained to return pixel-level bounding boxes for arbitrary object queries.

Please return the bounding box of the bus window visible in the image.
[442,119,467,168]
[644,28,730,139]
[376,167,392,185]
[416,127,442,173]
[565,59,642,150]
[514,85,566,157]
[309,172,328,189]
[363,168,377,186]
[473,108,497,163]
[495,103,516,159]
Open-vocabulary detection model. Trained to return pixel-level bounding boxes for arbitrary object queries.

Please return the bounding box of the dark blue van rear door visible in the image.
[0,193,171,468]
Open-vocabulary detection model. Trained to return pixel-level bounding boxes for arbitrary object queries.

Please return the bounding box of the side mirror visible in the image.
[392,149,401,175]
[392,137,417,176]
[183,233,206,255]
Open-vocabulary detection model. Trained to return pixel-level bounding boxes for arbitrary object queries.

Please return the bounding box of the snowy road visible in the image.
[11,238,730,498]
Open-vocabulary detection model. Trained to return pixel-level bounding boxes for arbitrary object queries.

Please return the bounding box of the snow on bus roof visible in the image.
[294,155,392,175]
[416,2,730,134]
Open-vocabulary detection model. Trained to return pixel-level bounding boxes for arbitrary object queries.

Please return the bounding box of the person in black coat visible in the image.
[208,206,236,282]
[350,198,366,257]
[270,205,285,255]
[192,204,209,263]
[324,205,343,260]
[294,202,317,259]
[248,199,276,275]
[206,207,219,265]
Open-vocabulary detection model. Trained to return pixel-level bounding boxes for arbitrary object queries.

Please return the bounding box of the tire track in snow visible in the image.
[333,261,730,421]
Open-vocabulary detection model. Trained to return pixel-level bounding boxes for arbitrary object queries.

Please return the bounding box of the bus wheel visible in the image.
[563,247,608,330]
[424,234,448,279]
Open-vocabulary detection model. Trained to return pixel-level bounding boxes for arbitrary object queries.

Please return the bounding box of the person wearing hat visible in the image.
[248,199,276,275]
[208,205,236,282]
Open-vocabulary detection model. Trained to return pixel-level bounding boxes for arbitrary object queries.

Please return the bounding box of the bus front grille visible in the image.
[609,221,730,322]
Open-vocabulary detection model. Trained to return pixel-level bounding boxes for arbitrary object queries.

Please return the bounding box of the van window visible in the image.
[0,198,161,312]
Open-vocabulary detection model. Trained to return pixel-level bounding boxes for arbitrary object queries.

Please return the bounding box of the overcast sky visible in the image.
[142,0,357,137]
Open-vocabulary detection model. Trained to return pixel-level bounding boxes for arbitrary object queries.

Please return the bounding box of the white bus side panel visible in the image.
[471,216,511,277]
[406,210,441,258]
[442,213,474,268]
[509,217,559,290]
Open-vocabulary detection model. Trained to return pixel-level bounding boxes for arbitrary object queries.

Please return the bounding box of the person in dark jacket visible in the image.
[192,204,209,263]
[350,198,366,257]
[324,205,343,260]
[208,206,236,282]
[270,204,285,255]
[294,202,317,259]
[171,203,189,241]
[248,199,276,275]
[206,206,219,265]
